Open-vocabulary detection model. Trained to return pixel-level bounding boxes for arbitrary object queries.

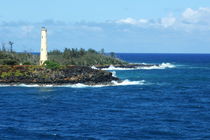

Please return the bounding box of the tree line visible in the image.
[0,47,127,66]
[1,41,14,52]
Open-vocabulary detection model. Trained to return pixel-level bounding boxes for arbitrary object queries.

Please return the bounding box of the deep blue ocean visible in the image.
[1,53,210,140]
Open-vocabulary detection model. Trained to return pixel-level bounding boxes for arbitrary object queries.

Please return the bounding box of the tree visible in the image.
[88,49,97,54]
[1,42,6,52]
[49,50,62,55]
[8,41,14,52]
[79,48,86,56]
[110,52,116,58]
[100,48,105,55]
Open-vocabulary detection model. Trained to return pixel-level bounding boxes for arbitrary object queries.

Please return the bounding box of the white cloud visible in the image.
[116,18,138,25]
[80,25,103,32]
[182,8,198,22]
[116,18,148,25]
[138,19,148,24]
[115,7,210,31]
[116,17,177,28]
[1,7,210,52]
[161,16,176,28]
[21,25,34,35]
[182,8,210,24]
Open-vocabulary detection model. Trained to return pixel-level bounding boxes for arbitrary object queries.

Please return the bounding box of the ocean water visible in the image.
[1,53,210,139]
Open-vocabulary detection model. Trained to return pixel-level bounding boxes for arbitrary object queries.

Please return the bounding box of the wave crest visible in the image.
[100,63,175,70]
[0,80,145,88]
[140,63,175,70]
[111,80,145,86]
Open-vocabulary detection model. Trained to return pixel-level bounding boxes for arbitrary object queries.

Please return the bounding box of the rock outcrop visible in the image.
[95,64,158,69]
[0,65,119,85]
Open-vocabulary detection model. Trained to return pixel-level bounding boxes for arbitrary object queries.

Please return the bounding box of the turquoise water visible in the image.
[0,54,210,139]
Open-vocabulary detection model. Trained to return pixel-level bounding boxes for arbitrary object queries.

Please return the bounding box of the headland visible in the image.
[0,49,161,86]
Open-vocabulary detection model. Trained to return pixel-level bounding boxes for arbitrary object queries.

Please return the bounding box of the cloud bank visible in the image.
[1,8,210,53]
[116,7,210,30]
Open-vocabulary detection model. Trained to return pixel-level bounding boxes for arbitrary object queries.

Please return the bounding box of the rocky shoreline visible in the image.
[0,65,119,85]
[95,63,158,69]
[0,63,163,86]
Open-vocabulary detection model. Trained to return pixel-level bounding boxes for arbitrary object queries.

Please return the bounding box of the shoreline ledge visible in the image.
[0,65,119,85]
[95,63,158,69]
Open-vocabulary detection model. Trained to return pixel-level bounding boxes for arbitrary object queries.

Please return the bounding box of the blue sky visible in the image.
[1,0,210,53]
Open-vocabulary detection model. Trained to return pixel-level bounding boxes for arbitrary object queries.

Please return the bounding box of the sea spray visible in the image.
[111,80,145,86]
[101,63,175,70]
[112,71,117,77]
[0,79,145,88]
[91,66,98,70]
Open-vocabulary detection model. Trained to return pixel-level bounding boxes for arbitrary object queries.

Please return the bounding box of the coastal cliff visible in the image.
[0,65,118,85]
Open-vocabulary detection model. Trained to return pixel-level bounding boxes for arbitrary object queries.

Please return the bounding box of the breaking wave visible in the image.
[111,71,117,77]
[100,63,175,71]
[111,80,145,86]
[0,80,145,88]
[91,66,98,70]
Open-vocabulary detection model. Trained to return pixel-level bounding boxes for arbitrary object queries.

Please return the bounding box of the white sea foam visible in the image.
[100,63,175,70]
[91,66,98,70]
[0,84,57,87]
[64,80,145,87]
[111,80,145,86]
[0,80,145,88]
[0,85,9,87]
[111,71,117,77]
[139,63,175,70]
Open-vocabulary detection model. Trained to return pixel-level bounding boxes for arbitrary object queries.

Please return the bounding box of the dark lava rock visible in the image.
[95,64,159,69]
[0,65,119,85]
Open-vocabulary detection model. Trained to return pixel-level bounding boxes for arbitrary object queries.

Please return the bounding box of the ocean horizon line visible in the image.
[16,52,210,55]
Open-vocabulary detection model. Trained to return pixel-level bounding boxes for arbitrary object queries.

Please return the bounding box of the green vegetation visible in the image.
[0,51,39,65]
[44,60,61,70]
[48,48,127,66]
[22,62,32,65]
[1,71,12,78]
[14,70,24,77]
[0,48,127,66]
[0,45,122,84]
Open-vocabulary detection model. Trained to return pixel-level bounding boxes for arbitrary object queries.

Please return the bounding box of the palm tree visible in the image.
[8,41,14,52]
[1,42,6,52]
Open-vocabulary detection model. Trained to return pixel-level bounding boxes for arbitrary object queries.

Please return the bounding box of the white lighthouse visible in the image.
[40,27,48,65]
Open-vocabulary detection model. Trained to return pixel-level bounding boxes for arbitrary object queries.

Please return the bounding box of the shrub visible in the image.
[2,59,18,65]
[23,62,32,65]
[44,60,60,69]
[14,70,24,77]
[1,71,12,78]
